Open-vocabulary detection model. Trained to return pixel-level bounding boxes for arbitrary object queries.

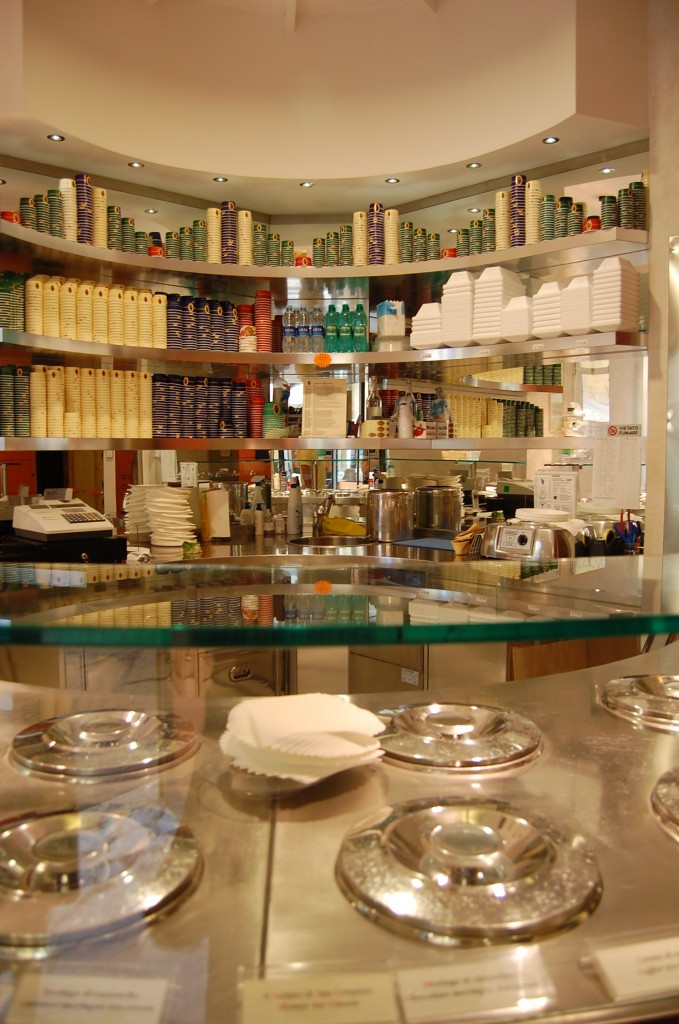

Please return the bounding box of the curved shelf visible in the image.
[0,220,648,288]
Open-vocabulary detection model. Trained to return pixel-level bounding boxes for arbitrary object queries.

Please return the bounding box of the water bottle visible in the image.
[296,306,310,352]
[353,302,368,352]
[339,303,353,352]
[310,305,325,352]
[282,305,296,353]
[324,303,339,352]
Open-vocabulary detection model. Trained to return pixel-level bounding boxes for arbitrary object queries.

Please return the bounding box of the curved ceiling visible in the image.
[0,0,648,218]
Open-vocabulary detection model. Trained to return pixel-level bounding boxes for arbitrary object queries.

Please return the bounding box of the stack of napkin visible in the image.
[220,693,384,783]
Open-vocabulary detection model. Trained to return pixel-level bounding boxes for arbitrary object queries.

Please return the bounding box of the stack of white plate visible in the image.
[561,276,592,335]
[441,270,475,346]
[591,256,640,332]
[147,486,197,548]
[92,283,109,343]
[532,280,564,339]
[410,302,443,349]
[473,266,525,343]
[237,209,253,265]
[352,210,368,265]
[152,292,167,348]
[123,483,156,538]
[384,208,400,264]
[220,692,384,786]
[206,207,222,263]
[500,294,533,343]
[525,180,542,245]
[495,189,511,250]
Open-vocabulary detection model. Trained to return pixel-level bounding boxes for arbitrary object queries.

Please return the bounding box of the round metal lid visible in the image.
[10,709,201,781]
[651,768,679,841]
[601,676,679,733]
[336,797,602,946]
[379,703,542,772]
[0,806,202,958]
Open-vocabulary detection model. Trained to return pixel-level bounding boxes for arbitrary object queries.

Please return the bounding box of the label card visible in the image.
[397,947,555,1023]
[590,934,679,1001]
[592,424,643,508]
[7,973,167,1024]
[240,971,398,1024]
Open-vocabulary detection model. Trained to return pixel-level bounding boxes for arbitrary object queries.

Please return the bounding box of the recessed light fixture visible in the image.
[47,133,65,142]
[128,160,144,169]
[466,161,481,169]
[468,207,480,213]
[542,136,559,144]
[213,176,228,183]
[600,166,616,175]
[385,177,400,184]
[145,208,157,215]
[448,228,458,234]
[0,179,5,186]
[299,181,315,188]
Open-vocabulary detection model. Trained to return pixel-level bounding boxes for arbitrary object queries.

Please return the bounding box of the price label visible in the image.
[591,934,679,1001]
[240,972,398,1024]
[477,348,490,357]
[531,343,544,351]
[7,974,167,1024]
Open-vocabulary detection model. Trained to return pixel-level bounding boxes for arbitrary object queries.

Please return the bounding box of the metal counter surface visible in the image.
[0,683,272,1024]
[265,645,679,1024]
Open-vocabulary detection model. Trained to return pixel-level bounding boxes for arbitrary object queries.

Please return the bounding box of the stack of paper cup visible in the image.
[108,284,124,345]
[92,282,109,343]
[80,367,97,436]
[384,209,400,264]
[525,180,542,246]
[206,207,222,263]
[352,210,368,265]
[76,281,93,342]
[495,189,510,250]
[152,292,167,348]
[138,289,153,347]
[95,368,111,438]
[64,367,81,436]
[59,179,77,242]
[43,278,61,337]
[59,280,77,340]
[30,366,48,437]
[124,370,139,437]
[109,369,126,438]
[138,371,153,437]
[92,186,108,248]
[46,367,65,437]
[25,276,45,335]
[237,210,253,265]
[123,286,138,345]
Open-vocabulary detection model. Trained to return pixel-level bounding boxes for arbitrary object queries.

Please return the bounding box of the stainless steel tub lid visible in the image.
[336,797,602,946]
[651,768,679,840]
[10,709,201,780]
[601,675,679,732]
[379,702,542,772]
[0,805,202,957]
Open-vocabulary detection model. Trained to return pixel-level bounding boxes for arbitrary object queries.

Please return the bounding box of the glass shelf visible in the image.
[0,551,674,650]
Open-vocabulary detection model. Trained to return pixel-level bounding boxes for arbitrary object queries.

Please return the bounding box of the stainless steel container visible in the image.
[480,519,576,560]
[366,489,415,541]
[415,485,463,532]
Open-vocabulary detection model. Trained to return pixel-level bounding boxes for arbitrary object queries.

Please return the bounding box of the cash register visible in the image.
[3,494,127,562]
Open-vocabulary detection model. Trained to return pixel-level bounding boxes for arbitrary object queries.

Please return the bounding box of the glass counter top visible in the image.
[0,548,676,649]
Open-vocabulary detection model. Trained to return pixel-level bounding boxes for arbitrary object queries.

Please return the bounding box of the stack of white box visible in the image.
[532,280,564,339]
[473,267,524,343]
[410,302,443,349]
[500,295,533,343]
[591,257,640,332]
[441,270,475,346]
[560,276,592,336]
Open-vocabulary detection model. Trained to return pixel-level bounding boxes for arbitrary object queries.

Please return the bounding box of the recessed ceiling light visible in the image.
[466,161,481,169]
[145,208,158,215]
[448,228,458,234]
[128,160,144,169]
[542,136,559,144]
[0,179,5,186]
[385,177,400,184]
[299,181,315,188]
[47,133,65,142]
[600,166,616,175]
[213,176,228,183]
[468,207,480,213]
